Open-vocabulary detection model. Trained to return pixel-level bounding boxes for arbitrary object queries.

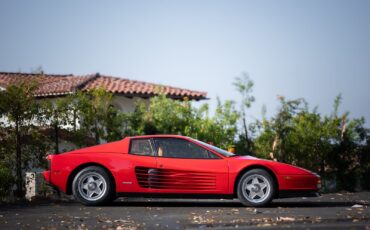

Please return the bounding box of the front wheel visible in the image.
[237,169,275,207]
[72,166,114,205]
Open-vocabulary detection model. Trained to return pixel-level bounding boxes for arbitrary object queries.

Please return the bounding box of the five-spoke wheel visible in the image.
[237,169,275,207]
[72,166,114,205]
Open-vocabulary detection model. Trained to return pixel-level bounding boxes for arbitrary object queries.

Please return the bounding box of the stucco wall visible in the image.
[112,95,149,113]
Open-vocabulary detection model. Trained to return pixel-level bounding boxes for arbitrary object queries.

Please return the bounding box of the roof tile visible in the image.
[0,72,207,100]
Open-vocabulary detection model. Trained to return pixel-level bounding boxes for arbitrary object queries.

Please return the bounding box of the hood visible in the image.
[233,155,316,175]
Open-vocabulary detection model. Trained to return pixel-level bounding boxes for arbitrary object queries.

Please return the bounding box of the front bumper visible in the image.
[278,190,320,198]
[277,173,321,190]
[276,172,321,198]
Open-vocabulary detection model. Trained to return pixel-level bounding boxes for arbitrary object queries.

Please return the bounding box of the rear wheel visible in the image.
[237,169,275,207]
[72,166,114,205]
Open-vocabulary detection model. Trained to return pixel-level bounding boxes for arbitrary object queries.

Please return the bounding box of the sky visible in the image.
[1,0,370,124]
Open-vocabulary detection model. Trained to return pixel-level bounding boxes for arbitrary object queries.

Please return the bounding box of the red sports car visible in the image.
[43,135,321,206]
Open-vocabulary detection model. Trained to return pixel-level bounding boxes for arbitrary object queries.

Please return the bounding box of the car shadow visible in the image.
[1,197,365,209]
[103,198,364,208]
[269,201,363,208]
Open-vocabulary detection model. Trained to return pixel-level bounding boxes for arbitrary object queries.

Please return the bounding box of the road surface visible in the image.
[0,192,369,229]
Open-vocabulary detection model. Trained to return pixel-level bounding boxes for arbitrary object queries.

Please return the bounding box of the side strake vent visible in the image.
[135,167,216,190]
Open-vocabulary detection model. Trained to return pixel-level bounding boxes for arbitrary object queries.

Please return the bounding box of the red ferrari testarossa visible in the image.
[43,135,320,206]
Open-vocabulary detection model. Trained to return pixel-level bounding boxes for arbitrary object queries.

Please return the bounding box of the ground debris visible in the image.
[253,209,262,214]
[191,215,216,224]
[1,192,370,229]
[276,216,295,222]
[114,219,132,223]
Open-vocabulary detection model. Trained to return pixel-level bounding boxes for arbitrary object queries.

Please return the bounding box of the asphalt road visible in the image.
[0,192,369,230]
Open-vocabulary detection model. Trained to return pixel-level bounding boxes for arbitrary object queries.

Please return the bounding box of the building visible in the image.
[0,71,207,152]
[0,72,207,112]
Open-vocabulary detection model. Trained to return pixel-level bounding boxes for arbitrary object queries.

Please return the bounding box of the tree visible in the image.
[211,98,239,148]
[129,94,239,149]
[0,82,43,196]
[72,88,126,146]
[233,73,255,153]
[41,97,74,153]
[253,93,369,190]
[327,109,369,190]
[269,96,306,162]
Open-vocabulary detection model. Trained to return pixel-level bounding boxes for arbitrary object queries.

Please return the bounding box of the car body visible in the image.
[43,135,320,206]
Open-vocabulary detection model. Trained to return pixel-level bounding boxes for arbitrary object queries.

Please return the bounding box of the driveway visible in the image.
[0,192,369,229]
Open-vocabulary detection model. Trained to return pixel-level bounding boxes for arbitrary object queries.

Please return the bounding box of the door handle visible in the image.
[159,164,164,168]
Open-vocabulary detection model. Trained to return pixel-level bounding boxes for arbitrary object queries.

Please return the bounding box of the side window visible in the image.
[207,151,220,159]
[154,138,220,159]
[129,139,155,156]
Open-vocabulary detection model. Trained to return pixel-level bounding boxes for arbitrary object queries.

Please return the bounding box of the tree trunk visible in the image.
[280,138,286,163]
[242,117,252,153]
[73,109,77,132]
[94,121,100,145]
[54,123,59,154]
[15,120,23,197]
[320,160,325,175]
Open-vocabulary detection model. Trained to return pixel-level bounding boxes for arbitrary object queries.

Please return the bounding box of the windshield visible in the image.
[191,138,237,157]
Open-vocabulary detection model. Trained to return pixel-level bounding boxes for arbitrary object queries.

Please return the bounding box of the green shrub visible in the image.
[0,164,14,198]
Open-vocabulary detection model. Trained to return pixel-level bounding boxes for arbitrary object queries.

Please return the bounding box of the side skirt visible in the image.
[117,193,234,199]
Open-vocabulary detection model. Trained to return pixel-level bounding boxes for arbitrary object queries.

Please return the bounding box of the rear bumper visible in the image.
[278,190,320,198]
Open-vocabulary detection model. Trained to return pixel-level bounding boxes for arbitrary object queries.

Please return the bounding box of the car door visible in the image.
[151,137,229,194]
[121,138,158,193]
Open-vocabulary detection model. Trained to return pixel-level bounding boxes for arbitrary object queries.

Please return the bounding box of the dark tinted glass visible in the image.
[191,138,236,157]
[129,139,155,156]
[154,138,219,159]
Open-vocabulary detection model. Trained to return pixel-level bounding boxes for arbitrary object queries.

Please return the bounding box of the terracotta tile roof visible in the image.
[0,72,207,100]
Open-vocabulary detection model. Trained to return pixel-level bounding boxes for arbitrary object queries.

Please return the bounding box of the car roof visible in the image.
[126,134,188,139]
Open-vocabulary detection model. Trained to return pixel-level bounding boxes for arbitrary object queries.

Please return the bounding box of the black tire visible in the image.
[72,166,115,205]
[237,169,275,207]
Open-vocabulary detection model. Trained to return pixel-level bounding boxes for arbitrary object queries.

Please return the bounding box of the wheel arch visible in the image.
[233,164,279,198]
[66,162,116,195]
